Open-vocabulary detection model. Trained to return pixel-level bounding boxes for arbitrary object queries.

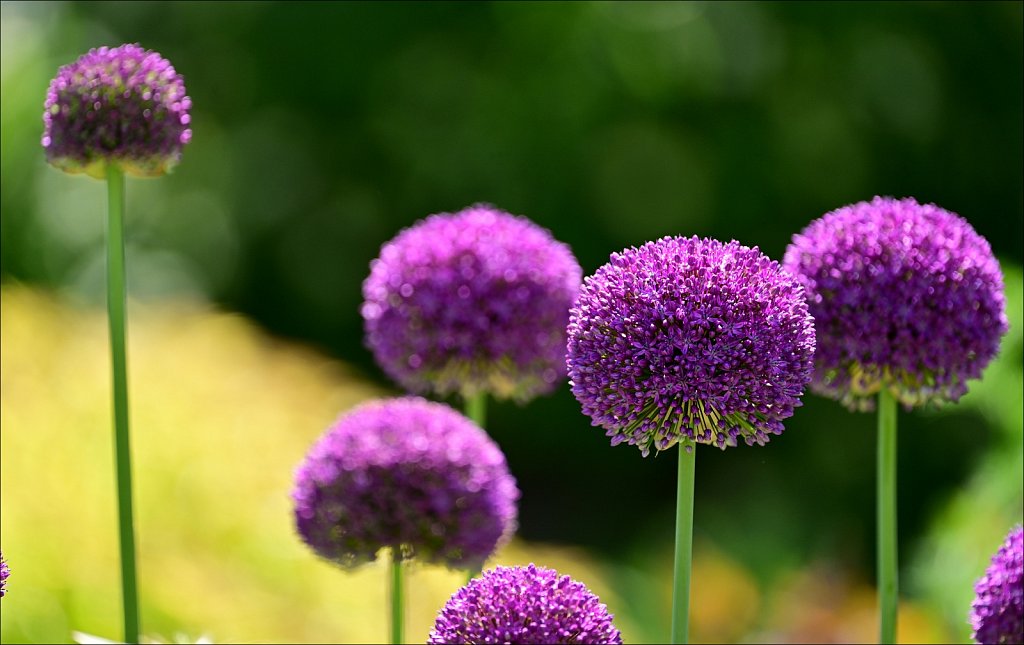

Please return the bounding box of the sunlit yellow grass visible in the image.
[0,285,639,643]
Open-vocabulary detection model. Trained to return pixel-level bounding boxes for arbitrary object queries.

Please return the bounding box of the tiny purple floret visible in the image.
[0,550,9,598]
[291,397,519,570]
[970,525,1023,644]
[784,196,1008,410]
[43,43,192,178]
[428,564,623,644]
[362,204,582,402]
[567,236,815,456]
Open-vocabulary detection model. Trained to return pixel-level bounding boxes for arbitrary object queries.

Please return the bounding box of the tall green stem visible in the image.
[463,391,488,584]
[390,547,404,645]
[464,391,487,429]
[671,442,696,644]
[877,389,898,644]
[106,165,140,644]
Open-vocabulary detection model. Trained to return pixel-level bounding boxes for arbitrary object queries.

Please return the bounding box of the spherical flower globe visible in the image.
[970,525,1023,644]
[291,397,519,570]
[362,204,582,402]
[567,236,815,456]
[783,196,1008,411]
[0,550,8,598]
[428,564,623,644]
[42,43,192,178]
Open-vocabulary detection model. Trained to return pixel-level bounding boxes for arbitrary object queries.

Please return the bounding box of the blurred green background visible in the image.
[1,1,1021,643]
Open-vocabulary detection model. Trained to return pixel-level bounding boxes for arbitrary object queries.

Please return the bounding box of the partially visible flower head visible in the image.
[970,525,1023,644]
[362,204,582,402]
[428,564,623,644]
[567,236,815,456]
[783,196,1008,411]
[291,397,519,570]
[0,550,8,598]
[43,44,191,178]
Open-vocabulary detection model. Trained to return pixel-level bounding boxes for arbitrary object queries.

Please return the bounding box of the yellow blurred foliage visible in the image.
[755,562,952,644]
[639,539,762,643]
[0,286,638,643]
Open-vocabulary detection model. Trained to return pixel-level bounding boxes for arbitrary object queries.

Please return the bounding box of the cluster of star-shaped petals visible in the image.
[291,397,519,570]
[42,43,191,178]
[567,236,815,456]
[362,204,582,402]
[783,196,1007,411]
[0,550,8,598]
[970,525,1023,645]
[428,564,623,644]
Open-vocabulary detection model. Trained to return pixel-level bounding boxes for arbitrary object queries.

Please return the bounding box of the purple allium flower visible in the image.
[0,550,8,598]
[362,204,582,402]
[291,397,519,570]
[970,525,1024,644]
[42,44,192,178]
[428,564,623,644]
[567,236,815,456]
[783,196,1008,411]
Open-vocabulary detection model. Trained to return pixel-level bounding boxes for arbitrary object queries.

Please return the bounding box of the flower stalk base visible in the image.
[107,164,140,644]
[390,547,404,645]
[671,441,696,644]
[877,389,898,644]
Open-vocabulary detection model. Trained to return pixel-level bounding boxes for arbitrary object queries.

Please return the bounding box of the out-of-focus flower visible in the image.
[291,397,519,570]
[42,44,191,178]
[567,236,815,456]
[428,563,623,644]
[1,550,9,597]
[970,525,1024,644]
[783,196,1007,411]
[362,204,582,402]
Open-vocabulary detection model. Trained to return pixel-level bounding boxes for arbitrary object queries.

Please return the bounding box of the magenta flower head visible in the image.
[567,236,815,456]
[428,564,623,644]
[42,43,192,178]
[970,525,1024,644]
[291,397,519,570]
[0,550,8,598]
[362,204,582,402]
[783,196,1008,411]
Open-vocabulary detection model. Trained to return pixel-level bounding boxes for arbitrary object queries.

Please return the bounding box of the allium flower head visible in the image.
[567,236,815,456]
[970,525,1024,644]
[0,550,8,598]
[362,204,582,402]
[783,196,1008,411]
[428,564,623,644]
[43,44,192,178]
[291,397,519,570]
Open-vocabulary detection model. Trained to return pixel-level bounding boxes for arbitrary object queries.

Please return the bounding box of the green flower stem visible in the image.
[465,391,487,429]
[390,547,405,645]
[671,442,696,644]
[877,388,898,644]
[106,164,140,644]
[464,391,488,585]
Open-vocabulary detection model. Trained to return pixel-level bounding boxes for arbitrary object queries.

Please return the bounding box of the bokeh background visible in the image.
[1,1,1021,643]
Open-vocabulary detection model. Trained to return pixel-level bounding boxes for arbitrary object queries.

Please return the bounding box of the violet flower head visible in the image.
[567,236,815,456]
[362,204,582,402]
[970,525,1024,644]
[783,196,1008,411]
[42,44,192,178]
[428,564,623,644]
[291,397,519,570]
[0,550,8,598]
